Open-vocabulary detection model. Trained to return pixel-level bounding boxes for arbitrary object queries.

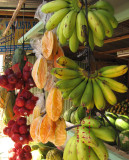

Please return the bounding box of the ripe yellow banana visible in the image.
[98,76,128,93]
[89,148,100,160]
[88,11,105,40]
[86,98,94,111]
[46,8,70,30]
[92,78,106,111]
[93,33,104,47]
[63,10,77,39]
[96,78,117,105]
[41,1,70,13]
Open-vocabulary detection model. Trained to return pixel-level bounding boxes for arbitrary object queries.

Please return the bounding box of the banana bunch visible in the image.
[63,116,116,160]
[51,56,128,111]
[41,0,118,52]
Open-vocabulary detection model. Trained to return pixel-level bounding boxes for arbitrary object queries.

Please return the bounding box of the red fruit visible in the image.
[25,99,35,110]
[16,155,24,160]
[6,83,15,90]
[19,134,27,144]
[24,82,31,90]
[19,107,28,116]
[24,152,32,160]
[11,123,20,133]
[8,147,16,153]
[28,134,33,142]
[15,79,24,89]
[19,125,28,134]
[23,145,31,152]
[23,71,31,81]
[8,151,16,160]
[23,65,31,72]
[31,95,38,102]
[8,120,15,128]
[14,143,22,150]
[5,68,14,76]
[13,105,20,116]
[16,117,26,126]
[15,72,22,79]
[0,75,8,85]
[16,97,25,107]
[16,148,24,155]
[27,78,36,87]
[21,90,32,100]
[11,133,21,142]
[3,127,10,135]
[8,74,17,84]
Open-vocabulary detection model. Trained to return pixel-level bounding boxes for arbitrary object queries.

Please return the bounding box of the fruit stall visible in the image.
[0,0,129,160]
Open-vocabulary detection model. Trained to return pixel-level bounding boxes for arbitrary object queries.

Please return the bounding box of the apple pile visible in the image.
[8,143,32,160]
[13,90,38,117]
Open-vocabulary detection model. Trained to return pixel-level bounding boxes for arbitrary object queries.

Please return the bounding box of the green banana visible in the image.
[63,136,76,160]
[56,23,60,37]
[56,56,80,70]
[62,89,73,99]
[81,116,101,128]
[58,14,68,45]
[55,77,84,91]
[89,0,114,14]
[69,78,88,100]
[51,68,81,79]
[68,136,77,160]
[81,78,93,107]
[46,8,70,30]
[41,1,70,13]
[99,65,128,78]
[69,26,79,53]
[86,98,94,110]
[92,78,106,110]
[79,126,98,148]
[70,110,77,124]
[88,11,105,40]
[96,78,117,105]
[93,10,113,37]
[91,126,116,142]
[74,106,85,123]
[93,33,104,47]
[72,94,82,107]
[63,106,77,121]
[76,139,89,160]
[92,138,109,160]
[96,9,118,28]
[89,28,94,51]
[98,65,119,73]
[63,10,77,39]
[76,10,87,43]
[70,0,80,12]
[98,76,128,93]
[89,148,100,160]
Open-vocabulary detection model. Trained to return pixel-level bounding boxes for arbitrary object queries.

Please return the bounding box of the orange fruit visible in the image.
[39,114,55,144]
[54,45,64,68]
[32,57,47,89]
[55,118,67,146]
[46,87,63,121]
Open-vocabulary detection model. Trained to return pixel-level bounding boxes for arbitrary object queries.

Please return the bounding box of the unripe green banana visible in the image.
[69,78,88,100]
[92,78,106,111]
[51,68,81,79]
[91,126,116,142]
[81,116,101,128]
[89,148,100,160]
[79,126,98,148]
[89,0,114,14]
[92,138,109,160]
[86,98,94,110]
[56,56,80,70]
[88,28,94,51]
[63,10,77,39]
[56,23,60,37]
[41,1,70,13]
[72,94,82,107]
[88,11,105,40]
[55,77,84,91]
[76,10,87,43]
[46,8,70,30]
[81,78,93,107]
[69,26,79,53]
[98,76,128,93]
[96,78,117,105]
[93,10,113,37]
[62,89,73,99]
[76,139,89,160]
[93,33,104,47]
[96,9,118,28]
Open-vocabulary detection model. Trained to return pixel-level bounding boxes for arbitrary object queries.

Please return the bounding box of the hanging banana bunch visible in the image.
[41,0,118,52]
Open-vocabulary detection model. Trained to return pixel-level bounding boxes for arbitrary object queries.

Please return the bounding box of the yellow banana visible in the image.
[41,1,70,13]
[76,10,87,43]
[56,23,60,37]
[46,8,70,30]
[96,78,117,105]
[92,78,106,110]
[63,10,77,39]
[89,148,100,160]
[69,26,79,53]
[86,98,94,111]
[93,33,104,47]
[98,76,128,93]
[51,68,81,79]
[92,138,109,160]
[88,11,105,40]
[56,56,80,70]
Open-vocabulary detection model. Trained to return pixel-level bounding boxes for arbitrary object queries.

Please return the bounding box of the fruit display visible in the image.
[51,56,128,111]
[107,99,129,115]
[41,0,118,52]
[63,116,116,160]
